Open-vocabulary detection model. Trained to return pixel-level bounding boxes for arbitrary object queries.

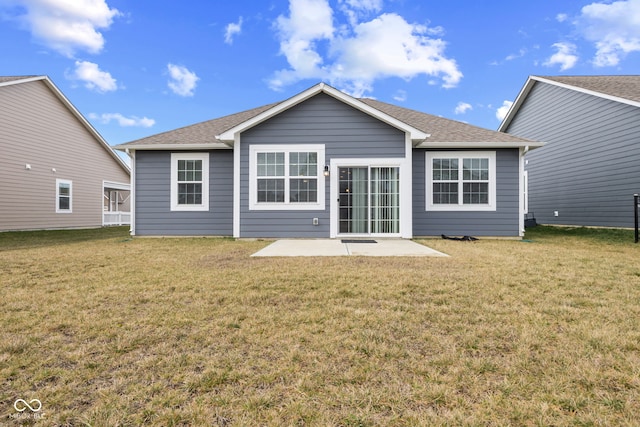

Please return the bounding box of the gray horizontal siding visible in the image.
[239,93,405,238]
[134,150,233,236]
[506,81,640,227]
[413,149,521,237]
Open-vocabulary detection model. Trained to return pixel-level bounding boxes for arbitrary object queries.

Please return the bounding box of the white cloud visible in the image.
[68,60,117,92]
[556,13,568,23]
[454,102,472,115]
[224,16,243,44]
[167,64,199,97]
[89,112,155,127]
[271,0,334,88]
[270,0,462,97]
[338,0,383,26]
[575,0,640,66]
[1,0,120,57]
[544,42,579,70]
[340,0,383,12]
[504,48,527,62]
[496,100,513,121]
[393,89,406,102]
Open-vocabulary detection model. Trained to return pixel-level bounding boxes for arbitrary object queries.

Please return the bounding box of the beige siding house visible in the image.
[0,76,130,231]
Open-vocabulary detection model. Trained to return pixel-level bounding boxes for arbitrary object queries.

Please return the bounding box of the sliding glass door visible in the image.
[370,167,400,234]
[338,166,399,235]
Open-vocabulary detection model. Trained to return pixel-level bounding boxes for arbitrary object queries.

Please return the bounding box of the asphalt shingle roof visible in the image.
[117,89,533,148]
[359,98,531,143]
[117,103,280,147]
[539,75,640,104]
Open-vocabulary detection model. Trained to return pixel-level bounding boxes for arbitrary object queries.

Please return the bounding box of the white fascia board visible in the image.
[497,75,537,132]
[0,75,47,87]
[2,75,133,174]
[115,143,232,151]
[34,76,132,174]
[103,180,130,191]
[217,82,430,143]
[416,141,545,149]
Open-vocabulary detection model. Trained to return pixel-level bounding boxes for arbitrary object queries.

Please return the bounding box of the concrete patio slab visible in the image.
[251,239,449,257]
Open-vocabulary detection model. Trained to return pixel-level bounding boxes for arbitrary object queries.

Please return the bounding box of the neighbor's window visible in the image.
[426,151,496,211]
[56,179,72,213]
[170,153,209,211]
[250,145,325,210]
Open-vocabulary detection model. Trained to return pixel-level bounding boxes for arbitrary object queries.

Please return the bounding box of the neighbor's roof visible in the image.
[499,75,640,131]
[540,75,640,104]
[117,83,536,150]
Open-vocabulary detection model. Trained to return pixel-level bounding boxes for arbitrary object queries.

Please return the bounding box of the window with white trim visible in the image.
[170,153,209,211]
[426,151,496,211]
[56,179,72,213]
[249,145,325,210]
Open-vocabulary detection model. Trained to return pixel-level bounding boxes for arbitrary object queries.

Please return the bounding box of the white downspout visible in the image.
[128,149,136,236]
[519,146,530,237]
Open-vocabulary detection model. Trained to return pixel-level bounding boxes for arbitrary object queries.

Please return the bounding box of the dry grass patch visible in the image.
[1,226,639,426]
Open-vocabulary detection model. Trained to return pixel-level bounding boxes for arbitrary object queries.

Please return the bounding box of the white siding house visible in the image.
[0,76,131,231]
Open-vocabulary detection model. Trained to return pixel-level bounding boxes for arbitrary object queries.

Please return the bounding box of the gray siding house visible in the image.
[500,75,640,228]
[118,83,539,239]
[0,76,131,231]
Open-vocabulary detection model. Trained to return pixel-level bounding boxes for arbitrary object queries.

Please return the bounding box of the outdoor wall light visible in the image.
[323,165,330,177]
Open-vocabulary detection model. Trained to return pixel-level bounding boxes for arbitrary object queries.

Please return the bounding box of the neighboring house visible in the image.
[0,76,131,231]
[116,83,540,239]
[500,75,640,228]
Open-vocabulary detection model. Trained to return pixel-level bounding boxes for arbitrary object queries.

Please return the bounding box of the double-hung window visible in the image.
[170,153,209,211]
[250,144,325,210]
[426,151,496,211]
[56,179,72,213]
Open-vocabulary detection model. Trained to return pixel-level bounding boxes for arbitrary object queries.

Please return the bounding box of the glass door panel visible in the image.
[339,167,368,234]
[370,167,400,234]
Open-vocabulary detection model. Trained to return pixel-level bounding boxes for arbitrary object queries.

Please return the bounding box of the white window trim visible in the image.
[249,144,325,211]
[170,152,209,211]
[56,179,72,213]
[425,151,497,212]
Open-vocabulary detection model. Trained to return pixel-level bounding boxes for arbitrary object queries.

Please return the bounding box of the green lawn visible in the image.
[1,226,639,426]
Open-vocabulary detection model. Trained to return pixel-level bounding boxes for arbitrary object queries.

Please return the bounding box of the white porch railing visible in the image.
[103,211,131,226]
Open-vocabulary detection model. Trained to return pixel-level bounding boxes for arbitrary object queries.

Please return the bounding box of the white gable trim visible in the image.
[534,76,640,108]
[216,83,430,144]
[498,76,536,132]
[2,76,131,174]
[0,76,47,87]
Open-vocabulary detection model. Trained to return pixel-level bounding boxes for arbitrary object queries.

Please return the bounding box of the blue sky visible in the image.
[2,0,640,147]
